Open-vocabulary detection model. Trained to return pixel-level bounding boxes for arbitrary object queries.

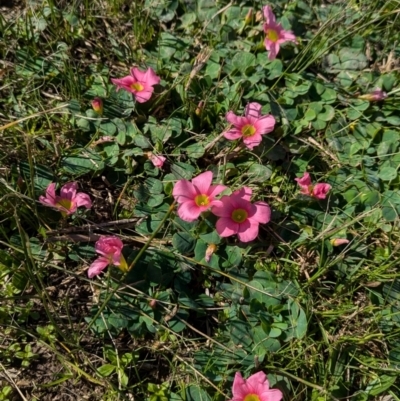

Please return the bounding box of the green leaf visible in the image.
[267,59,283,80]
[382,191,400,221]
[185,143,205,159]
[318,105,335,121]
[378,166,397,181]
[247,163,273,181]
[61,149,105,176]
[172,232,195,254]
[133,134,152,149]
[97,364,116,377]
[168,309,189,333]
[365,374,396,396]
[304,108,316,121]
[148,195,165,207]
[171,163,196,179]
[186,385,212,401]
[232,51,256,73]
[222,246,242,267]
[99,121,117,135]
[19,162,54,192]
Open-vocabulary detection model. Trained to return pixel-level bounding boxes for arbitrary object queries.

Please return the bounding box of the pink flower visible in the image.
[212,187,271,242]
[358,89,388,102]
[225,102,275,149]
[88,236,128,278]
[150,154,166,168]
[331,238,350,246]
[111,67,160,103]
[39,182,92,216]
[172,171,227,222]
[229,371,283,401]
[295,172,331,200]
[91,97,103,115]
[263,6,297,60]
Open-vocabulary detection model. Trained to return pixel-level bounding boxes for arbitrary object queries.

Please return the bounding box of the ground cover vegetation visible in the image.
[1,0,400,399]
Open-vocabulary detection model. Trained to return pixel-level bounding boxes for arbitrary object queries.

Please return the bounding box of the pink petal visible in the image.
[60,182,78,200]
[251,201,271,224]
[74,193,92,209]
[267,41,280,60]
[212,196,234,217]
[111,76,136,92]
[245,102,262,119]
[232,187,252,201]
[216,217,239,237]
[229,194,255,213]
[246,372,270,393]
[279,30,297,43]
[254,115,276,135]
[177,201,202,222]
[237,220,259,242]
[39,182,57,206]
[295,172,312,187]
[134,89,154,103]
[95,236,123,257]
[192,171,213,195]
[88,256,110,278]
[172,180,197,203]
[312,183,331,199]
[232,372,249,399]
[130,67,146,81]
[142,67,161,87]
[226,111,246,128]
[151,155,166,168]
[299,186,312,196]
[260,389,283,401]
[224,128,243,140]
[208,184,228,199]
[243,133,262,149]
[263,5,276,24]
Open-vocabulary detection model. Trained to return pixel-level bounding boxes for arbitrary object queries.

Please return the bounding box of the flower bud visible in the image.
[149,153,166,168]
[149,299,157,309]
[244,8,253,25]
[205,244,217,262]
[195,101,204,116]
[330,238,349,246]
[91,97,104,115]
[358,89,387,102]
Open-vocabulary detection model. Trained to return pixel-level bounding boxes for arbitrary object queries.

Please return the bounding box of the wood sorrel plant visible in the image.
[2,0,400,400]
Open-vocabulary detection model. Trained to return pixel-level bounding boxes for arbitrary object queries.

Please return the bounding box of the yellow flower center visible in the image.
[231,208,248,223]
[241,124,256,137]
[195,194,210,207]
[244,395,260,401]
[56,199,73,212]
[266,29,279,42]
[131,82,144,91]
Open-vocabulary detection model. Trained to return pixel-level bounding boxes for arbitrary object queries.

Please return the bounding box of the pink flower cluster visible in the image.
[172,172,271,242]
[295,172,331,199]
